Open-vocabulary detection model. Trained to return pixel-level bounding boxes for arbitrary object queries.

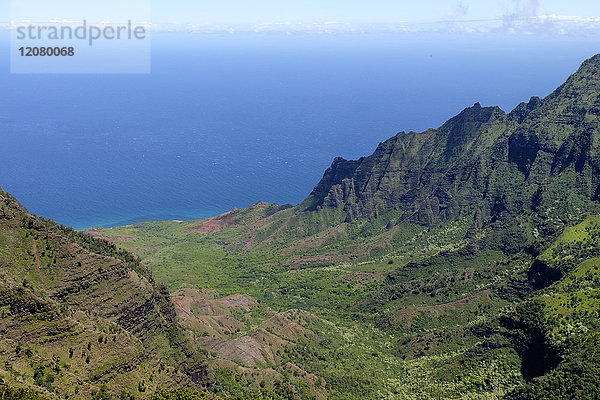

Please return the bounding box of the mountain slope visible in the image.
[301,102,507,224]
[0,189,210,398]
[506,215,600,398]
[303,55,600,239]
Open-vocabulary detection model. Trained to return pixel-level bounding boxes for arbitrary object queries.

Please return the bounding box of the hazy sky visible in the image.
[7,0,600,34]
[151,0,600,25]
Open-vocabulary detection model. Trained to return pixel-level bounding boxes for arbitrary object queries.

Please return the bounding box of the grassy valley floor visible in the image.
[92,205,530,399]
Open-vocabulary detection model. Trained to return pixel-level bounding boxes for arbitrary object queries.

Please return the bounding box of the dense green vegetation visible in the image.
[504,216,600,398]
[98,209,528,399]
[0,383,47,400]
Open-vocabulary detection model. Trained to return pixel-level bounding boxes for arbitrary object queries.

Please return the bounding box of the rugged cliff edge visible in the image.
[0,189,209,398]
[302,55,600,240]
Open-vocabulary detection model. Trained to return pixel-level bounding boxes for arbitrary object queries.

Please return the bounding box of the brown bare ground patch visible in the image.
[199,310,317,367]
[171,289,257,336]
[200,329,286,366]
[262,310,316,341]
[215,294,259,311]
[187,212,239,234]
[172,290,319,371]
[241,236,257,251]
[31,240,44,280]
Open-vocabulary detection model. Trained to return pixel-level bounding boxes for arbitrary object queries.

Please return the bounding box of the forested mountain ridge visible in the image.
[302,54,600,243]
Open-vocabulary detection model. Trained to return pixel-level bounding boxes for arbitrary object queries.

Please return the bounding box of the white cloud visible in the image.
[502,0,539,30]
[251,21,357,34]
[514,0,539,18]
[39,7,595,37]
[144,15,600,36]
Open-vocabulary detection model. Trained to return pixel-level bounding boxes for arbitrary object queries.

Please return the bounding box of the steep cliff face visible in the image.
[0,189,208,397]
[302,103,506,223]
[302,55,600,235]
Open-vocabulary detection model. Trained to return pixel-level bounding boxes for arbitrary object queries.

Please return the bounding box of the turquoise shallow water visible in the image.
[1,32,598,229]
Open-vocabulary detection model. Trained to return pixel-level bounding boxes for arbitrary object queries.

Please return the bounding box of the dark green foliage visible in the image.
[502,215,600,397]
[32,363,55,391]
[93,385,112,400]
[508,334,600,399]
[212,369,303,399]
[0,384,46,400]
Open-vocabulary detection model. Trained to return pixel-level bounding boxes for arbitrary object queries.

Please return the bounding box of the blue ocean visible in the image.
[1,32,598,229]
